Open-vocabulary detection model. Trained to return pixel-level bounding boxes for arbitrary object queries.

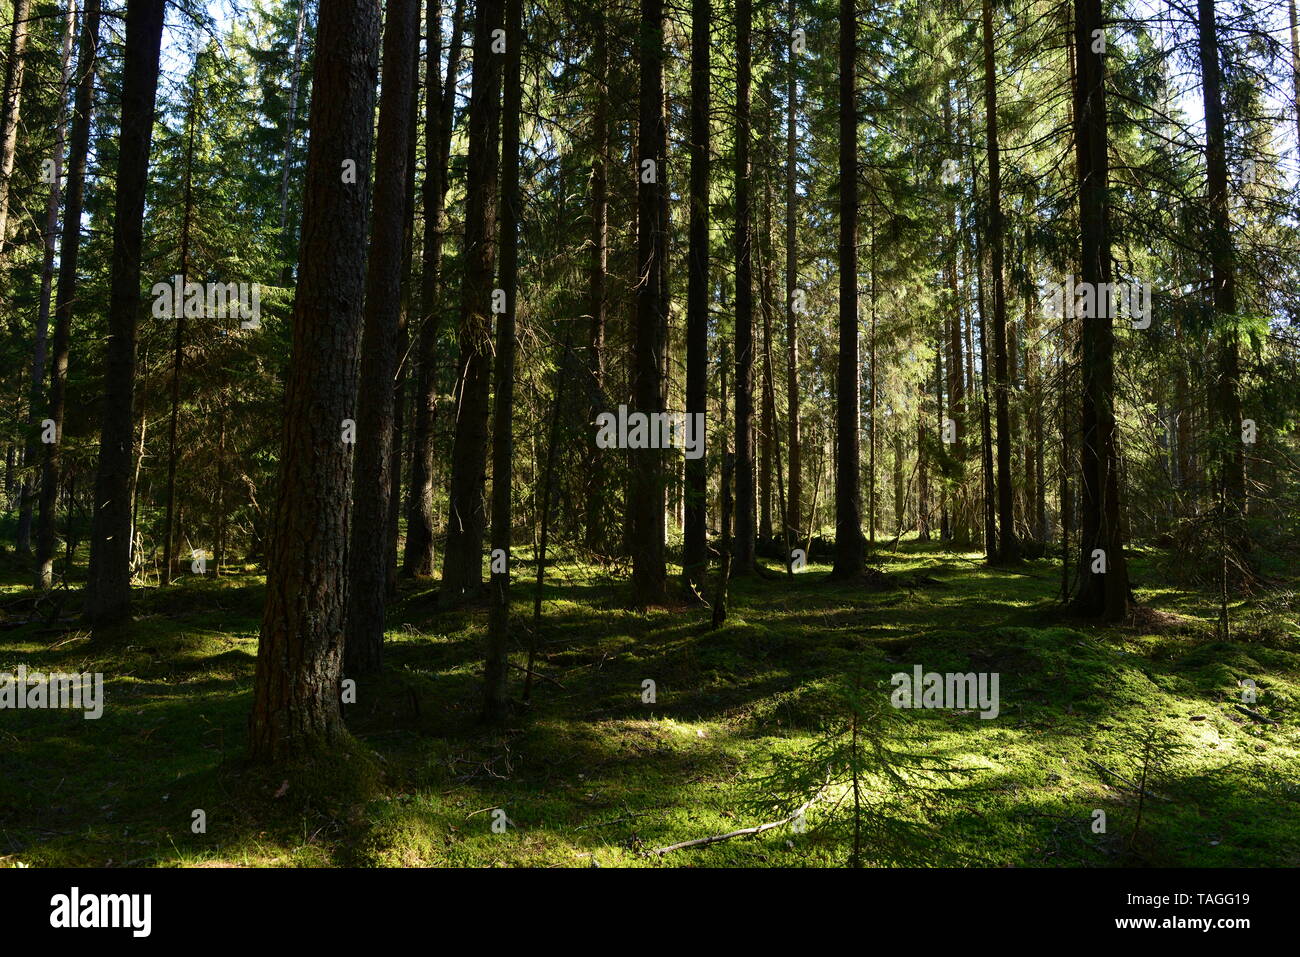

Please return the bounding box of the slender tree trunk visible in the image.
[683,0,709,593]
[784,0,801,547]
[162,76,198,586]
[440,0,505,602]
[37,0,99,591]
[1195,0,1245,523]
[732,0,756,574]
[404,0,466,577]
[344,0,418,674]
[1071,0,1130,618]
[830,0,864,578]
[981,0,1017,563]
[18,0,75,556]
[584,10,610,554]
[631,0,668,604]
[484,0,522,721]
[0,0,31,254]
[1290,0,1299,152]
[83,0,167,629]
[278,0,308,283]
[249,0,381,763]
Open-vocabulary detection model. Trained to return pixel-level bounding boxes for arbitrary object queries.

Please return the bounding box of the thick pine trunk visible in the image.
[1071,0,1130,619]
[784,0,801,547]
[343,0,418,674]
[84,0,167,629]
[248,0,381,763]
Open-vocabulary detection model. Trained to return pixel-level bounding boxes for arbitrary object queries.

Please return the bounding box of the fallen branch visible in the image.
[642,787,827,858]
[1234,704,1279,726]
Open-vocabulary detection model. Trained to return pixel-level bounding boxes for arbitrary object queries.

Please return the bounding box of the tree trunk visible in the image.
[630,0,668,605]
[830,0,864,579]
[732,0,755,574]
[0,0,32,254]
[248,0,381,763]
[344,0,418,675]
[981,0,1017,563]
[1195,0,1245,523]
[784,0,801,546]
[162,74,198,586]
[278,0,308,282]
[484,0,522,722]
[404,0,466,577]
[440,0,505,603]
[683,0,709,593]
[83,0,167,629]
[37,0,99,591]
[18,0,75,555]
[1071,0,1130,619]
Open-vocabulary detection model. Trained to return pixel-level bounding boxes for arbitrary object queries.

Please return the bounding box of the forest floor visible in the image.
[1,541,1298,867]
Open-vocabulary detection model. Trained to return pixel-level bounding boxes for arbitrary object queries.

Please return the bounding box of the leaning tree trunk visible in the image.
[830,0,864,579]
[630,0,668,605]
[83,0,167,630]
[440,0,505,604]
[37,0,100,592]
[248,0,381,763]
[343,0,418,675]
[682,0,709,595]
[484,0,522,722]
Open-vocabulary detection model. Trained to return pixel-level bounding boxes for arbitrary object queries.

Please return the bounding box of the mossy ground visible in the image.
[1,540,1297,867]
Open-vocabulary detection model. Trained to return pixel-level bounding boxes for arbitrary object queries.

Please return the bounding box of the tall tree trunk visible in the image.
[981,0,1018,563]
[249,0,381,763]
[1195,0,1245,523]
[404,0,466,577]
[344,0,418,674]
[1290,0,1300,152]
[1071,0,1130,618]
[278,0,308,283]
[18,0,75,555]
[631,0,668,605]
[0,0,31,254]
[830,0,864,578]
[37,0,99,591]
[484,0,522,721]
[162,75,198,585]
[584,11,610,554]
[732,0,755,574]
[683,0,709,593]
[784,0,801,546]
[440,0,505,602]
[83,0,167,629]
